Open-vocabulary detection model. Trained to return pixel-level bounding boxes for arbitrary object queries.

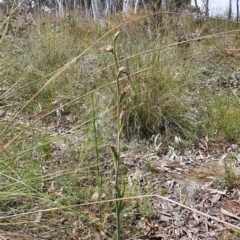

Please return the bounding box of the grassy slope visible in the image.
[0,11,240,239]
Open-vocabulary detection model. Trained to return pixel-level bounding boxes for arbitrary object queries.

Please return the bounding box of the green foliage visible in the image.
[126,65,196,140]
[208,94,240,143]
[224,165,240,188]
[222,228,239,240]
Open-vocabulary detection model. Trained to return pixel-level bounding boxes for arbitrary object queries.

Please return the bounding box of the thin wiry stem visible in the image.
[112,31,122,240]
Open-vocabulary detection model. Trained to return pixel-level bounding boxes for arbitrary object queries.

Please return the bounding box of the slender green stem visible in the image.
[116,207,121,239]
[91,93,99,176]
[0,0,17,44]
[113,32,122,240]
[104,31,128,240]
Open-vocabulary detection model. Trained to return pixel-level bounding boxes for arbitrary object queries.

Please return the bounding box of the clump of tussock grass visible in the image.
[0,16,107,114]
[206,93,240,143]
[125,64,196,139]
